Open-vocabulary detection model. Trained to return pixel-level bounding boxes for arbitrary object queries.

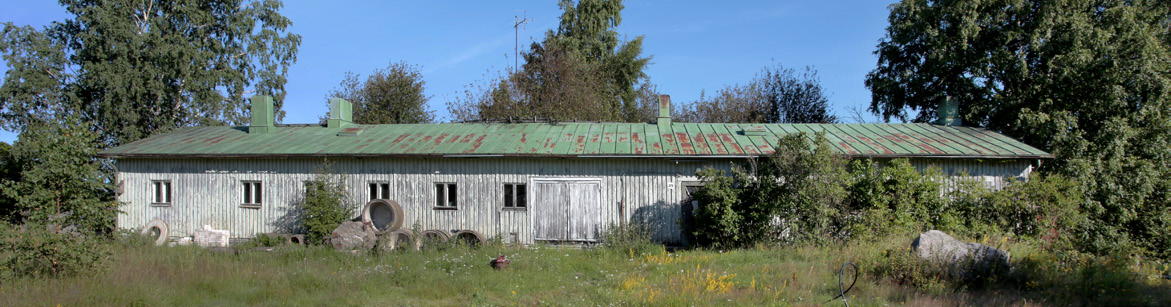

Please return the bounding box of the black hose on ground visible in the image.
[825,262,858,307]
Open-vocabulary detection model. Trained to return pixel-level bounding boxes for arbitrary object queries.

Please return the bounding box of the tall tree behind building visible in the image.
[325,62,434,124]
[447,0,651,122]
[0,0,301,147]
[865,0,1171,257]
[679,65,837,124]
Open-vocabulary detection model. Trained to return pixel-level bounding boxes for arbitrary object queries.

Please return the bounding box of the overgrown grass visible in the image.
[0,233,1167,306]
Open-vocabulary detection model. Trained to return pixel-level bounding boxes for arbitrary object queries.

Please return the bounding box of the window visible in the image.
[434,183,457,209]
[369,182,390,201]
[242,181,262,206]
[503,183,526,209]
[151,180,172,205]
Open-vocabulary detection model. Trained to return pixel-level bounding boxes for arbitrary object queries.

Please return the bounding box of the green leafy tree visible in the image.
[301,161,353,245]
[761,65,837,124]
[679,65,837,124]
[690,132,850,247]
[326,62,434,124]
[0,142,20,222]
[0,116,118,232]
[449,0,651,122]
[865,0,1171,257]
[1,0,301,147]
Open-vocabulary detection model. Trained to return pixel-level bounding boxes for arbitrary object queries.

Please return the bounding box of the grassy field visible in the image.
[1,234,1168,306]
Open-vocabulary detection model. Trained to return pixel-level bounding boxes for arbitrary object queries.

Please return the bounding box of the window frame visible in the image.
[368,181,390,201]
[502,183,527,210]
[150,180,172,206]
[434,182,457,210]
[241,180,263,208]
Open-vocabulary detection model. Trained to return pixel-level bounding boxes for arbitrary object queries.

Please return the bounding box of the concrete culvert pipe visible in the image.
[384,229,416,251]
[417,229,451,250]
[289,234,305,245]
[453,230,487,247]
[140,219,169,246]
[361,199,405,233]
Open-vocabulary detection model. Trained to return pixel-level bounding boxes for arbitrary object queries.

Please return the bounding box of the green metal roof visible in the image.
[98,122,1051,159]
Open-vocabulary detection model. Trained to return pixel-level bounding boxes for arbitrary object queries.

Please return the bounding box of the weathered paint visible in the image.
[99,123,1051,159]
[114,156,1036,244]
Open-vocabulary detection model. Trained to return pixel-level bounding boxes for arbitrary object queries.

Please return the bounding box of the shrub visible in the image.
[690,132,851,247]
[689,167,747,248]
[596,222,658,256]
[690,131,1093,252]
[0,222,112,279]
[301,161,354,245]
[844,159,952,240]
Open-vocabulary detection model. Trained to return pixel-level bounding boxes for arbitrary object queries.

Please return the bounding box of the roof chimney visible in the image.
[327,98,353,128]
[249,95,275,134]
[657,95,672,126]
[934,96,961,126]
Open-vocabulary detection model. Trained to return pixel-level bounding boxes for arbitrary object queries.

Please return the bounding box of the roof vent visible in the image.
[741,127,767,136]
[934,96,962,126]
[657,95,672,126]
[249,95,275,134]
[327,98,354,128]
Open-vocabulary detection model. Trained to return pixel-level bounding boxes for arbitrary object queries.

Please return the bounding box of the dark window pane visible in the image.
[244,183,252,203]
[517,184,526,208]
[369,183,377,200]
[380,184,389,200]
[504,184,513,207]
[164,182,171,202]
[254,182,262,204]
[435,184,444,206]
[448,184,457,207]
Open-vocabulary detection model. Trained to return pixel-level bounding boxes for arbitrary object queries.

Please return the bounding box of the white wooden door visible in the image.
[531,178,602,241]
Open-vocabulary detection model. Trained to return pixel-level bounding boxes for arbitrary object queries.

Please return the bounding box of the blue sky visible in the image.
[0,0,897,143]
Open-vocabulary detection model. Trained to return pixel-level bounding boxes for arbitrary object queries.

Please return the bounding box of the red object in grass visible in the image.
[489,255,511,270]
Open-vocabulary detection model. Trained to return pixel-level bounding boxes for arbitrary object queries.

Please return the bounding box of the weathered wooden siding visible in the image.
[114,157,1035,244]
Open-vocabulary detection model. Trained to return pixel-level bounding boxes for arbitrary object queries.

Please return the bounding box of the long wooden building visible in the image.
[99,96,1050,245]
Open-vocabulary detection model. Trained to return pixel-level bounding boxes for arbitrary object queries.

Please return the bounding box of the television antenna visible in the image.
[514,10,532,71]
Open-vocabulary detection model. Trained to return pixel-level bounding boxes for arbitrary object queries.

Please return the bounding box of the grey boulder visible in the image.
[911,230,1011,275]
[328,221,377,250]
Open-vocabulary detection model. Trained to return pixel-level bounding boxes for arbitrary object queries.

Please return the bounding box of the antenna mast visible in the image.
[514,10,532,71]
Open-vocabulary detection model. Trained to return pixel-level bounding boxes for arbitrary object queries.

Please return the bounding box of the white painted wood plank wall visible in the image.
[114,157,1034,244]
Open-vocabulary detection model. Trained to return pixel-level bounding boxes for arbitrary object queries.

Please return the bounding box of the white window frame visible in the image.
[151,180,172,206]
[368,181,390,201]
[503,183,527,209]
[242,180,263,207]
[434,182,457,209]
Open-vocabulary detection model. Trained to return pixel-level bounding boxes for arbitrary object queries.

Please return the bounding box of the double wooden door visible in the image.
[531,178,602,242]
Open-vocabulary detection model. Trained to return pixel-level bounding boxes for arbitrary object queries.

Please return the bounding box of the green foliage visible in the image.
[765,132,850,244]
[0,222,112,280]
[690,132,849,247]
[0,117,118,232]
[325,61,434,124]
[844,159,951,239]
[0,0,301,147]
[760,65,837,124]
[691,132,1091,251]
[595,222,658,256]
[238,233,286,249]
[689,168,746,248]
[300,161,353,245]
[448,0,652,122]
[677,65,838,124]
[866,0,1171,258]
[0,142,20,222]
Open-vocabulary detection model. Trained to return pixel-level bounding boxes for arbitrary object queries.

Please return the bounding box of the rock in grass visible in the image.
[911,230,1011,277]
[329,221,376,250]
